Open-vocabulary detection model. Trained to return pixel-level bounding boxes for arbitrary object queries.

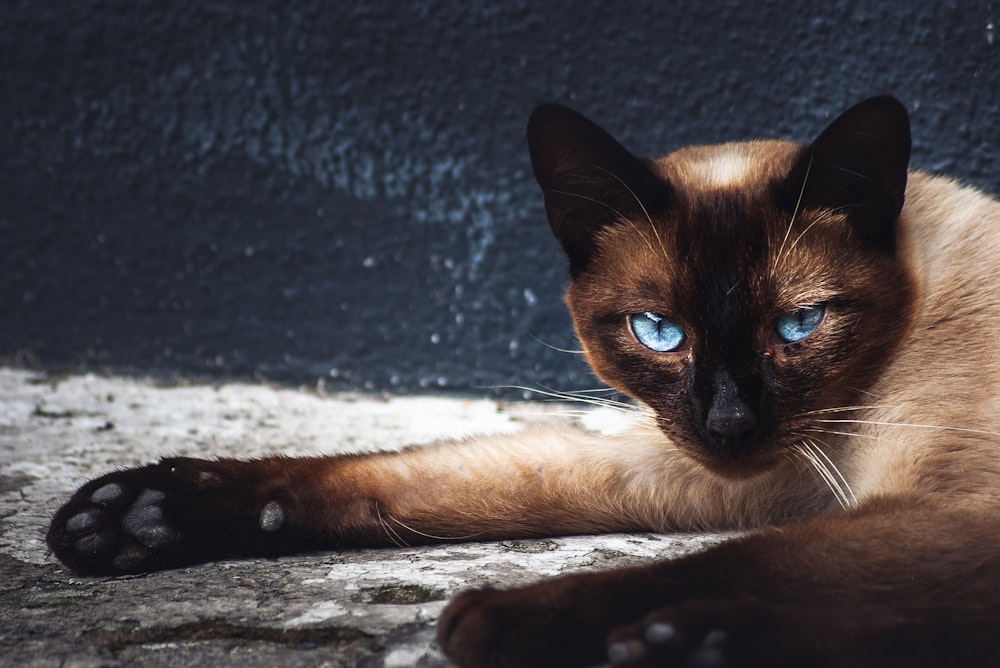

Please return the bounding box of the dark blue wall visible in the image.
[3,1,999,394]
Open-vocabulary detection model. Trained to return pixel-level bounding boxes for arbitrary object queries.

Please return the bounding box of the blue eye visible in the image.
[775,304,826,343]
[630,312,686,352]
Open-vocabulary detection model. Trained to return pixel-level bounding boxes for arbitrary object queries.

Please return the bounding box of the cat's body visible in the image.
[47,97,1000,667]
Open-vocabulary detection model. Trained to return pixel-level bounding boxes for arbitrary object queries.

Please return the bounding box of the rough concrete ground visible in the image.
[0,368,730,667]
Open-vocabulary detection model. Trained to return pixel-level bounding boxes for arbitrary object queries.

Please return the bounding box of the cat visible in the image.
[47,95,1000,667]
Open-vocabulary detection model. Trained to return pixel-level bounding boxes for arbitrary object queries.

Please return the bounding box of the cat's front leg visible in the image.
[47,456,339,574]
[48,425,724,576]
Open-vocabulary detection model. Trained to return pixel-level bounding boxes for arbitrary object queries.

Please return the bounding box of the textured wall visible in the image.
[3,1,998,394]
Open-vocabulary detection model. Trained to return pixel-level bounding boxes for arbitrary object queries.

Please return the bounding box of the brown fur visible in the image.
[48,97,1000,667]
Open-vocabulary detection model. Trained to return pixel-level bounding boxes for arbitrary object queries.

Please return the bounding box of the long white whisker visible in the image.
[806,440,848,508]
[801,405,902,416]
[375,502,407,548]
[531,409,620,421]
[793,441,847,509]
[792,441,836,502]
[805,427,907,447]
[526,333,587,355]
[848,386,885,401]
[808,436,857,506]
[813,419,1000,439]
[387,513,484,542]
[804,440,850,509]
[494,384,642,413]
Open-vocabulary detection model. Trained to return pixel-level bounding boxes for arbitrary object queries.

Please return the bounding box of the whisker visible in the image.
[804,427,907,447]
[800,405,903,416]
[807,436,857,506]
[530,409,612,420]
[546,187,662,261]
[804,440,850,509]
[375,502,407,548]
[803,440,847,508]
[813,419,1000,439]
[773,146,815,273]
[527,333,586,355]
[792,440,847,510]
[785,217,827,257]
[494,384,642,413]
[848,386,885,401]
[590,165,671,264]
[545,187,629,221]
[386,513,484,542]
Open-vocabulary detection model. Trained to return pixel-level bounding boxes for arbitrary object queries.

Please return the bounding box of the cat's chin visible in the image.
[653,421,784,479]
[677,445,784,480]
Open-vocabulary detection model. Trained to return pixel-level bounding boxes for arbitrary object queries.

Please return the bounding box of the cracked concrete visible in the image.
[0,368,729,667]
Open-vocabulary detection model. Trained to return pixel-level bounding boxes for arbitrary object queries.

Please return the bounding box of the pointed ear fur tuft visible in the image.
[527,104,666,275]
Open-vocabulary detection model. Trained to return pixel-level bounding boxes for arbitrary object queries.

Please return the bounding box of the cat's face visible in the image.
[528,97,916,476]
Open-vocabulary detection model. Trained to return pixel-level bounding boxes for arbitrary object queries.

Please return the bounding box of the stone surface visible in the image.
[0,368,728,666]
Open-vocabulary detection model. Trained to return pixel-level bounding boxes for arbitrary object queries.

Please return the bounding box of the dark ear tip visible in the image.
[836,95,911,136]
[528,103,573,122]
[527,103,586,140]
[814,95,912,163]
[856,94,907,115]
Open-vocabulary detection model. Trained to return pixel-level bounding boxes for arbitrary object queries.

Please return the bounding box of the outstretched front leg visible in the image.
[49,424,749,575]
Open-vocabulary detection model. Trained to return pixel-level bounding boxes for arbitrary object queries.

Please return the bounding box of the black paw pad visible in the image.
[50,458,288,575]
[65,509,99,534]
[121,490,176,550]
[89,482,126,505]
[47,466,188,575]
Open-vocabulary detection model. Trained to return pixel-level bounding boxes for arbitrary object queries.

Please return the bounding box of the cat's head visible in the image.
[527,97,916,477]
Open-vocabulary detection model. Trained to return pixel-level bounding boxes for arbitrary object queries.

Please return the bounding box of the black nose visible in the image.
[704,371,758,455]
[705,407,757,454]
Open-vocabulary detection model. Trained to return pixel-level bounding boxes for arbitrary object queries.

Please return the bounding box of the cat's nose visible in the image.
[705,408,758,454]
[705,371,758,454]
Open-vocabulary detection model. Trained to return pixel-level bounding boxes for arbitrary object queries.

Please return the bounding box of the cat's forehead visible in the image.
[655,140,801,193]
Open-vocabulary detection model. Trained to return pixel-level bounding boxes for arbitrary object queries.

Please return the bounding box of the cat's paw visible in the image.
[605,601,820,668]
[47,458,287,575]
[437,581,618,668]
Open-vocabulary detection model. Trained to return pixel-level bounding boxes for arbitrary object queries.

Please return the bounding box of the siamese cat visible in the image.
[48,96,1000,667]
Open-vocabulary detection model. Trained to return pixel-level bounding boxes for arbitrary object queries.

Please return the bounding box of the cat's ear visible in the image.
[527,104,665,275]
[786,95,911,253]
